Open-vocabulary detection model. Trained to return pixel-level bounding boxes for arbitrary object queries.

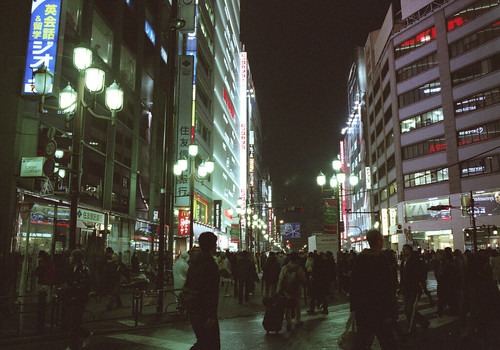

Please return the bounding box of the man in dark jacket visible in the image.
[64,249,92,350]
[350,229,398,349]
[235,251,257,304]
[400,244,429,333]
[185,231,220,350]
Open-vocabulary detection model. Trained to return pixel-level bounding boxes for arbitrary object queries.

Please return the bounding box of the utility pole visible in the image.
[470,191,478,252]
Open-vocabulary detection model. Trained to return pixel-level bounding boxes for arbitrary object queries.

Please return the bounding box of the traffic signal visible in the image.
[339,221,345,233]
[287,206,305,213]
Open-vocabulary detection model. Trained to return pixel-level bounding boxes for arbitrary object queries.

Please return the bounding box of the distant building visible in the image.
[342,0,500,251]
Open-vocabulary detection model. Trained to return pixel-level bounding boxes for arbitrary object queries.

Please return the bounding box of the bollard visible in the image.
[37,290,47,333]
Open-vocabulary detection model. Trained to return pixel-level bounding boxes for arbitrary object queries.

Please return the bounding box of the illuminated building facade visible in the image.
[344,0,500,251]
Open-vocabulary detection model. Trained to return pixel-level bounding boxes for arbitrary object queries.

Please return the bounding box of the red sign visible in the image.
[223,88,236,119]
[178,210,190,236]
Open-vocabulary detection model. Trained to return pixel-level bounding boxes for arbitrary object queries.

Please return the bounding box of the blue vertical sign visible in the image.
[22,0,62,95]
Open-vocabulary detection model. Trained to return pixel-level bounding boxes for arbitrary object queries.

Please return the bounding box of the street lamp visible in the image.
[174,143,214,249]
[33,45,124,250]
[236,198,246,251]
[316,157,358,253]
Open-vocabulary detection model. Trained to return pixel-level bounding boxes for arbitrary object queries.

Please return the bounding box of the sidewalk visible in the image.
[2,279,333,347]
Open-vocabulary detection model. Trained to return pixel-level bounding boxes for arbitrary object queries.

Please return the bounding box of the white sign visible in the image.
[77,208,105,224]
[20,157,44,177]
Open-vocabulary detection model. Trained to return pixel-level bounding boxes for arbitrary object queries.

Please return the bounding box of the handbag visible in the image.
[337,311,356,350]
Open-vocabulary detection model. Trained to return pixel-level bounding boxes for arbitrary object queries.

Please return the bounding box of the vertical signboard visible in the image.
[23,0,62,94]
[178,210,190,236]
[239,52,248,204]
[213,200,222,230]
[174,56,195,208]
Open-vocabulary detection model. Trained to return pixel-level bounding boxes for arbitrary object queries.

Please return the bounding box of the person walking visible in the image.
[490,249,500,288]
[235,251,257,304]
[184,232,220,350]
[262,252,281,298]
[308,252,329,315]
[34,250,55,333]
[400,244,430,334]
[173,251,190,291]
[64,249,92,350]
[349,229,399,349]
[278,252,306,332]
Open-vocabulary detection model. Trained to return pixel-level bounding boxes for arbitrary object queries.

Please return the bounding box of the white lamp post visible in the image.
[32,44,124,250]
[316,156,358,253]
[174,143,214,249]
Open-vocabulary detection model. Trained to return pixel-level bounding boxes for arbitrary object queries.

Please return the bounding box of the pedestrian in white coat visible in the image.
[173,252,190,291]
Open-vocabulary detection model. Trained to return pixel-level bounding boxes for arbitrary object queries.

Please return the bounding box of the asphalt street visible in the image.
[2,293,478,350]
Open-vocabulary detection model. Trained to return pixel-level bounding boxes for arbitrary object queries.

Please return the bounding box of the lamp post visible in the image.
[316,158,358,253]
[33,45,124,250]
[236,198,245,251]
[174,143,214,249]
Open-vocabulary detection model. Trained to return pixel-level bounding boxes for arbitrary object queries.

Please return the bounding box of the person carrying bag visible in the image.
[338,311,356,349]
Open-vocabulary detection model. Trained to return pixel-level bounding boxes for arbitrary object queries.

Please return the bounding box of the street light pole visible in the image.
[68,71,85,251]
[189,155,196,248]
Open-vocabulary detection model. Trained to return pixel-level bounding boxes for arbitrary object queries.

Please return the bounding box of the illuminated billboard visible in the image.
[23,0,62,94]
[461,191,500,217]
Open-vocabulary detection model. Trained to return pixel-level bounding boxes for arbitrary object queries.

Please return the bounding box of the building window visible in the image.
[449,22,500,58]
[91,11,114,65]
[447,0,499,31]
[401,107,444,133]
[120,45,136,91]
[196,116,212,146]
[395,27,436,59]
[398,80,440,108]
[397,52,438,82]
[387,154,395,171]
[457,119,500,146]
[389,181,397,195]
[454,86,500,114]
[404,168,449,188]
[460,154,500,177]
[402,136,447,160]
[451,54,500,86]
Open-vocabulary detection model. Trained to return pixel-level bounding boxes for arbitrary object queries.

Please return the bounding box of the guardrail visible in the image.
[0,284,186,337]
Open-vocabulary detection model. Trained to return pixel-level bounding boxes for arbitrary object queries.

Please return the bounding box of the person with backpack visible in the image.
[278,252,306,332]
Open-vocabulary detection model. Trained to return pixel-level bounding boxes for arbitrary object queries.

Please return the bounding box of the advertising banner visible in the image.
[23,0,62,94]
[323,198,338,234]
[461,191,500,217]
[405,198,451,222]
[281,223,300,239]
[230,224,240,243]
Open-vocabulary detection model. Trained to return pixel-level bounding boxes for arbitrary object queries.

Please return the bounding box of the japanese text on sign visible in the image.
[23,0,62,94]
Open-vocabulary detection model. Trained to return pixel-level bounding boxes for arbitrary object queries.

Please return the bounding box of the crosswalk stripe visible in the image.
[107,333,192,349]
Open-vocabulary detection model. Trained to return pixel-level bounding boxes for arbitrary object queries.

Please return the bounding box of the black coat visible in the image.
[350,249,397,320]
[184,251,219,319]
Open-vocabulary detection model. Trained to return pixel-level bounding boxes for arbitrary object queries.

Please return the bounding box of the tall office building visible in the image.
[343,0,499,251]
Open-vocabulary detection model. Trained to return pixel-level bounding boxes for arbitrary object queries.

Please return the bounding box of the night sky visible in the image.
[240,0,397,220]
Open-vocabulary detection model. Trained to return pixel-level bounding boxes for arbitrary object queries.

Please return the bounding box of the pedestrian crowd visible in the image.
[178,230,499,349]
[19,230,500,349]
